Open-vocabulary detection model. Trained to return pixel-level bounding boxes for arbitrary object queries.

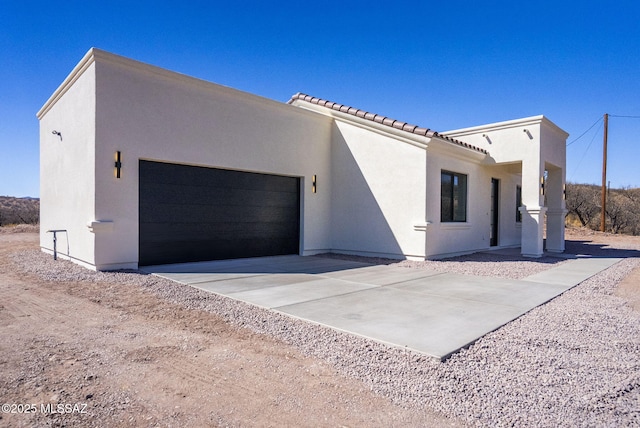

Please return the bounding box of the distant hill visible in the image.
[0,196,39,226]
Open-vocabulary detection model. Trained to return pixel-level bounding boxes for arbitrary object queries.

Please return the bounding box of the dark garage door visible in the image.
[139,160,300,266]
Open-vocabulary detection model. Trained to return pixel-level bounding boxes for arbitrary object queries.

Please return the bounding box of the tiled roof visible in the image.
[288,93,488,154]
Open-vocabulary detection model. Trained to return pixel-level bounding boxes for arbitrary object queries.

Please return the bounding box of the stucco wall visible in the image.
[39,49,569,269]
[38,49,335,270]
[39,62,97,268]
[445,116,568,210]
[90,53,334,269]
[330,120,427,259]
[425,147,489,257]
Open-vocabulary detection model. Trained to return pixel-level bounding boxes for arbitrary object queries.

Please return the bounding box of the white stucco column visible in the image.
[546,209,566,252]
[545,166,567,253]
[520,206,547,257]
[520,159,545,257]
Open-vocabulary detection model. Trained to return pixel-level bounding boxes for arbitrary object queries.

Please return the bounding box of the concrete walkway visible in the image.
[142,254,621,360]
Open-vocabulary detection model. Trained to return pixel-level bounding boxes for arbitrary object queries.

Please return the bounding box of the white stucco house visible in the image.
[38,48,568,271]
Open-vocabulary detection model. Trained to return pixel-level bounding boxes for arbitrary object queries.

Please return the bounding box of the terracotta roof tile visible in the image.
[288,93,487,154]
[402,123,417,133]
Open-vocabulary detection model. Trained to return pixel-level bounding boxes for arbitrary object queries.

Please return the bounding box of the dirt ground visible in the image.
[1,229,638,427]
[0,232,460,427]
[566,228,640,311]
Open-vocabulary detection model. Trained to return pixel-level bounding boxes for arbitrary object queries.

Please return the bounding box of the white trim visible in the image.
[426,247,487,260]
[413,222,431,232]
[444,115,569,139]
[37,48,97,119]
[41,247,98,271]
[428,137,488,162]
[520,206,548,215]
[330,248,426,261]
[38,48,314,122]
[96,261,139,271]
[87,220,114,233]
[294,99,491,161]
[292,100,432,149]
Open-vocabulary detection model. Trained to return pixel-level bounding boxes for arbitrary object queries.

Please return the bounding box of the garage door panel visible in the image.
[140,238,299,266]
[140,221,300,243]
[141,162,299,193]
[139,203,299,224]
[141,219,300,236]
[140,183,299,207]
[139,161,300,266]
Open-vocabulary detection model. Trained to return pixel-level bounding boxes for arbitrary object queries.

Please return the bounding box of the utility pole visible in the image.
[600,113,608,232]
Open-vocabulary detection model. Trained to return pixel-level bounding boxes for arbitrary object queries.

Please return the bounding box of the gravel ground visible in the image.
[320,251,571,279]
[9,231,640,427]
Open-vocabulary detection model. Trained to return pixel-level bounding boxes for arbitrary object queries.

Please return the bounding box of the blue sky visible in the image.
[2,0,639,197]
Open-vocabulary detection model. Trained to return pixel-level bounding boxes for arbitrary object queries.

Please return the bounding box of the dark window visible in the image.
[516,185,522,223]
[441,170,467,222]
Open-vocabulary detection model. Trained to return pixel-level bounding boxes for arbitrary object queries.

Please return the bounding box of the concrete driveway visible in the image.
[142,254,621,360]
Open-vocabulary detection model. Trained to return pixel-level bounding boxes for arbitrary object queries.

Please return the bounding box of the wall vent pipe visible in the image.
[46,229,67,260]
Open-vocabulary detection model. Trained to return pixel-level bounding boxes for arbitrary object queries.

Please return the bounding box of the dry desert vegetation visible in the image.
[0,197,39,227]
[0,227,638,427]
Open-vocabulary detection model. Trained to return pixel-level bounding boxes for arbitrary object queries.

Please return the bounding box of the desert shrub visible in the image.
[0,196,39,226]
[565,183,600,228]
[565,183,640,235]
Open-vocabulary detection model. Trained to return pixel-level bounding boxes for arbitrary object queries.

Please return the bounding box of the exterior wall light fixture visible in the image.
[540,176,545,196]
[52,130,62,140]
[114,151,122,178]
[312,174,317,193]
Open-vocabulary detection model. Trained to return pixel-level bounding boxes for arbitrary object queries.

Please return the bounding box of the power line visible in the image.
[609,114,640,119]
[566,117,602,147]
[568,119,603,182]
[566,114,640,148]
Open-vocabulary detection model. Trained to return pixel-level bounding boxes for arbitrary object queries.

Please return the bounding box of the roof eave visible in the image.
[444,115,569,139]
[290,98,433,148]
[37,47,100,119]
[429,137,489,162]
[289,93,488,155]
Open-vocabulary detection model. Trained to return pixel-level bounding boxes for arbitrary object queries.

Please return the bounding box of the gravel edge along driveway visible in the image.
[10,233,640,427]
